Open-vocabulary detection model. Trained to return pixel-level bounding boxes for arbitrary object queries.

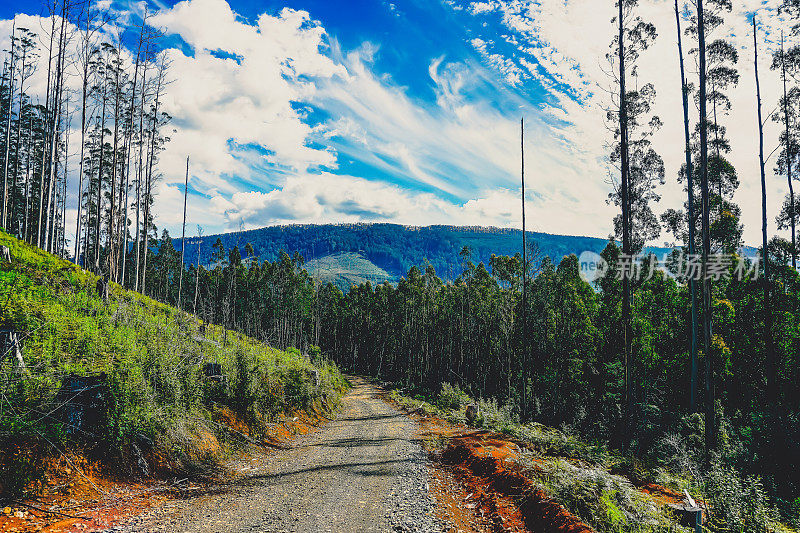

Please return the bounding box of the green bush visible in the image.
[437,382,471,410]
[528,458,671,533]
[702,460,779,532]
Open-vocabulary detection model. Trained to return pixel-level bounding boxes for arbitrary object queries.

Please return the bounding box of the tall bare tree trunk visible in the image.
[134,51,149,293]
[37,9,56,248]
[22,114,31,240]
[94,65,108,273]
[697,0,716,456]
[10,42,29,234]
[2,22,16,229]
[121,13,146,286]
[618,0,633,451]
[754,18,776,406]
[676,0,700,412]
[781,32,796,270]
[46,5,67,254]
[178,155,189,308]
[520,117,527,420]
[194,226,203,314]
[108,47,121,279]
[141,56,166,296]
[74,0,97,265]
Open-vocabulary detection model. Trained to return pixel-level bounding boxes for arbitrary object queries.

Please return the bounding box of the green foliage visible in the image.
[702,460,780,533]
[0,231,347,498]
[437,382,471,410]
[532,458,669,533]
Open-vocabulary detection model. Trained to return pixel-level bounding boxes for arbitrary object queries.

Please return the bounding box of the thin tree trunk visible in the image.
[134,53,148,292]
[194,226,202,314]
[755,18,776,405]
[74,0,93,265]
[108,48,121,279]
[520,117,527,421]
[2,22,16,229]
[618,0,633,451]
[46,7,67,254]
[22,114,31,240]
[95,67,108,273]
[178,155,189,308]
[676,0,699,412]
[782,32,796,270]
[37,10,56,248]
[121,12,146,286]
[59,111,69,254]
[697,0,716,456]
[10,44,28,234]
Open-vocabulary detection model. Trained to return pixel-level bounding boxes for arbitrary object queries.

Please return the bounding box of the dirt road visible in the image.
[116,378,442,533]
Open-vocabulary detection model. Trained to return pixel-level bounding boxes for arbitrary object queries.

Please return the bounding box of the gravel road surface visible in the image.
[111,378,443,533]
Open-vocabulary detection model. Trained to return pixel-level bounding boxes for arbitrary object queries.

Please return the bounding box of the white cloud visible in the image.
[462,0,794,245]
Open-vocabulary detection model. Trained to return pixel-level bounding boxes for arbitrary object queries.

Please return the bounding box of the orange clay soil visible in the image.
[0,407,331,533]
[381,392,593,533]
[439,434,593,533]
[430,467,494,533]
[387,391,697,533]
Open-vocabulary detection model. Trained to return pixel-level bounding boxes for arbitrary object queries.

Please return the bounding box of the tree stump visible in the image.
[55,374,110,439]
[465,404,480,424]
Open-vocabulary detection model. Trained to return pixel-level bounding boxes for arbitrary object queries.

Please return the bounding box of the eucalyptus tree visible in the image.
[606,0,661,448]
[773,32,799,268]
[2,22,16,229]
[753,16,776,407]
[139,51,171,295]
[695,0,715,455]
[672,0,700,412]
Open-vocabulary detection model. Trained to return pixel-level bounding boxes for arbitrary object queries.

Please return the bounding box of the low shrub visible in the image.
[701,460,780,533]
[437,382,471,410]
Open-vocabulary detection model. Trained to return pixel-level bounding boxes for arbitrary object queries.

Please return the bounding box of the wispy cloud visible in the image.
[457,0,793,245]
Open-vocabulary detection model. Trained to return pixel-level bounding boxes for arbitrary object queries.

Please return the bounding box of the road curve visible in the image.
[119,378,441,533]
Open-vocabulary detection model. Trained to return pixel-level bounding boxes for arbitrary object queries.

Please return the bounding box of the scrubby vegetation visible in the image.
[0,230,347,498]
[391,383,794,533]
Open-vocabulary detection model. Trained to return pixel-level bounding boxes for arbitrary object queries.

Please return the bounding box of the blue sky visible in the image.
[0,0,791,243]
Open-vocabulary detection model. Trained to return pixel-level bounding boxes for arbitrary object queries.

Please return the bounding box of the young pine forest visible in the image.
[1,0,800,529]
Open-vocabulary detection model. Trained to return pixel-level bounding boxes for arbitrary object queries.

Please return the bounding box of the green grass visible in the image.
[305,252,396,290]
[0,231,348,497]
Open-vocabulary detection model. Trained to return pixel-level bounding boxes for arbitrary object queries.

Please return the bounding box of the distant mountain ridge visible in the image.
[174,223,756,289]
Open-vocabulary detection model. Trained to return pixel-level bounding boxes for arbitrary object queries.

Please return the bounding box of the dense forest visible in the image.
[2,0,800,528]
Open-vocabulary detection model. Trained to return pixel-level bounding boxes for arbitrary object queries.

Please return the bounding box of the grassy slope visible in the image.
[305,252,396,290]
[0,231,348,497]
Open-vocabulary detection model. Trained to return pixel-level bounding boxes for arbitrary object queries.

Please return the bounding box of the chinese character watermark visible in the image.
[578,251,759,284]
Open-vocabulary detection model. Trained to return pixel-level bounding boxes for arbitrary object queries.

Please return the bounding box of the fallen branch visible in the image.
[12,500,88,520]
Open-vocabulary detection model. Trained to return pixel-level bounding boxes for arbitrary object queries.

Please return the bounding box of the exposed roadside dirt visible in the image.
[0,405,331,533]
[389,398,593,533]
[94,377,442,532]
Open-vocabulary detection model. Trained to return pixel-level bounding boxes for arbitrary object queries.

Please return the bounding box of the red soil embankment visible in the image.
[440,432,593,533]
[0,407,330,533]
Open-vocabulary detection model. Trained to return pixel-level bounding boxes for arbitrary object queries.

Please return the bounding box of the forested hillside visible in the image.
[175,223,673,282]
[1,0,800,530]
